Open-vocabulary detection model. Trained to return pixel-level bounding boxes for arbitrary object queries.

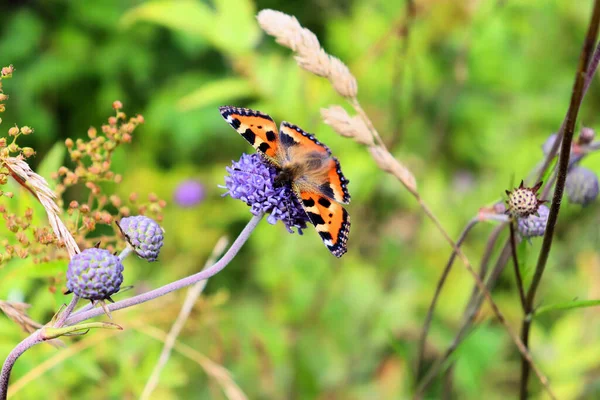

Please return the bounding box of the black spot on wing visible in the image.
[302,198,315,207]
[327,208,350,257]
[318,197,331,208]
[333,157,351,203]
[230,118,241,129]
[319,183,335,199]
[258,142,271,153]
[319,231,333,241]
[281,122,332,155]
[307,211,325,226]
[241,128,256,144]
[266,130,277,142]
[279,132,297,148]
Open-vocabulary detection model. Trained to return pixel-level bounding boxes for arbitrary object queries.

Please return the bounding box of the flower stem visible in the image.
[0,214,263,400]
[519,2,600,397]
[65,213,262,325]
[416,217,478,379]
[509,221,526,310]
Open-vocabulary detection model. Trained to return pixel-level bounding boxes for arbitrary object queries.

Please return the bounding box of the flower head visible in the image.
[518,205,549,238]
[117,216,164,261]
[66,248,124,301]
[222,153,309,233]
[174,180,205,207]
[578,127,595,145]
[505,180,545,218]
[566,166,599,206]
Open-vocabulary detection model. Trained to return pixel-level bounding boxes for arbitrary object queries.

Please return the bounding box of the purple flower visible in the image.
[566,166,599,206]
[66,248,124,301]
[517,205,549,238]
[118,216,164,262]
[221,153,309,234]
[174,180,205,207]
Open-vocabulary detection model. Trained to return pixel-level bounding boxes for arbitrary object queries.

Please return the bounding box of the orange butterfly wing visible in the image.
[298,191,350,257]
[219,106,282,165]
[280,122,351,256]
[220,107,351,257]
[279,122,350,204]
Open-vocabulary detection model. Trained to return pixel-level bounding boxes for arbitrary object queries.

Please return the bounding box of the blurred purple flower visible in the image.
[566,166,599,206]
[517,205,549,238]
[542,133,558,156]
[221,153,309,234]
[174,180,205,207]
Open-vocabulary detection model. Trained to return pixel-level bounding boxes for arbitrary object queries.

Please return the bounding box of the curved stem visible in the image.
[416,217,478,379]
[66,214,262,326]
[0,214,263,400]
[0,335,42,400]
[520,2,600,397]
[417,234,511,395]
[414,197,556,399]
[140,236,229,400]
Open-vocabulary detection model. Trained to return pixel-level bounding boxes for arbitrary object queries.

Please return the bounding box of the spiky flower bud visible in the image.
[117,215,164,261]
[506,181,545,218]
[566,167,599,206]
[518,205,549,238]
[66,248,124,301]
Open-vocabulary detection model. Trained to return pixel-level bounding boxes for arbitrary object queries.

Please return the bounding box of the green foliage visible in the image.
[1,1,600,399]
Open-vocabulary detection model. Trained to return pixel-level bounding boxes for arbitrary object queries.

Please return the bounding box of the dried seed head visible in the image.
[257,9,358,98]
[505,180,545,218]
[320,105,373,146]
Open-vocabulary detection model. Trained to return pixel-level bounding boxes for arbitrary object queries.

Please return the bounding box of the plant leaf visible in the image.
[177,78,255,111]
[533,299,600,318]
[42,321,123,340]
[121,0,214,39]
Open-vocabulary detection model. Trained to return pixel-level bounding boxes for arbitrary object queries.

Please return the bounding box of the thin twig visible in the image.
[509,221,526,310]
[65,214,262,326]
[140,236,229,400]
[416,217,478,378]
[0,214,263,400]
[520,2,600,398]
[414,199,556,400]
[417,238,512,394]
[139,326,248,400]
[428,37,600,398]
[350,91,553,398]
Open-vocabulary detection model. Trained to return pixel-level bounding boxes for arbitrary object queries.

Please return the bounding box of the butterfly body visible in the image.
[220,106,350,257]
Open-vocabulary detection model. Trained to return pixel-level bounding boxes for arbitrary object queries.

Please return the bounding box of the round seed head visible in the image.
[506,180,545,218]
[517,205,549,238]
[566,167,599,206]
[118,215,164,262]
[66,248,124,300]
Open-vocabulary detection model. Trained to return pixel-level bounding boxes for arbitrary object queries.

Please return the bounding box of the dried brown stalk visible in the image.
[3,156,80,257]
[257,8,556,398]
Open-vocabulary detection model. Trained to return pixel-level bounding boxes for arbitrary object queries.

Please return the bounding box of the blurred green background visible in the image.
[2,0,600,399]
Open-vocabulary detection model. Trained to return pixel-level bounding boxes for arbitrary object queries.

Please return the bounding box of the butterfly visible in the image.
[219,106,351,257]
